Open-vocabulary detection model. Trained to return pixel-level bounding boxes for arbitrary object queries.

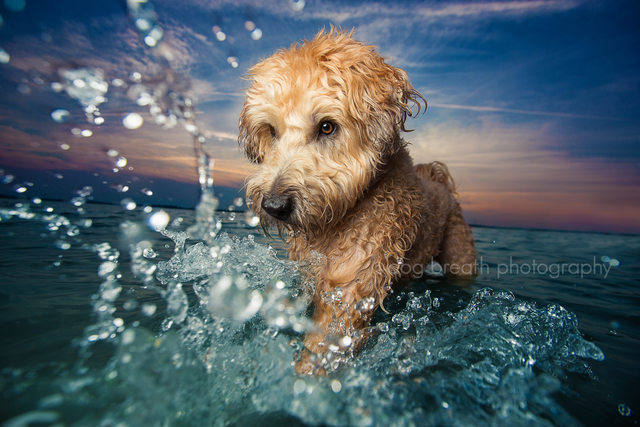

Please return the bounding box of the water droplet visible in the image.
[392,313,404,324]
[70,196,85,207]
[59,143,70,150]
[98,261,117,278]
[244,21,255,31]
[290,0,305,11]
[618,403,631,416]
[55,240,71,250]
[0,47,9,64]
[184,123,198,134]
[141,188,153,196]
[15,186,27,193]
[120,198,136,211]
[213,26,226,41]
[122,329,136,345]
[100,279,122,302]
[143,247,157,259]
[115,156,127,168]
[340,335,352,348]
[123,112,144,129]
[330,379,342,393]
[141,303,157,316]
[227,56,239,68]
[609,258,620,267]
[147,210,170,231]
[251,28,263,40]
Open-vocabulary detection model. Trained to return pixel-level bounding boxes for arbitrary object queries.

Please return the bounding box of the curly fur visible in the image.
[239,28,476,374]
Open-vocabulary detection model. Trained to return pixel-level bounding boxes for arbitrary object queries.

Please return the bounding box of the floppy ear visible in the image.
[238,97,270,164]
[338,43,426,156]
[238,100,259,163]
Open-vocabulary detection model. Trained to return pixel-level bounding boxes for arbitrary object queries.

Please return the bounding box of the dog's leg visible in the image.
[296,272,377,375]
[296,289,363,374]
[438,204,477,276]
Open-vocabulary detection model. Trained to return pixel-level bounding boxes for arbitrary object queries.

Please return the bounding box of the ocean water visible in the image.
[0,197,638,426]
[1,1,638,424]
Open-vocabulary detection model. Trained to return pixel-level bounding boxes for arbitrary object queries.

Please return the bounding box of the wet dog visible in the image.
[239,28,476,374]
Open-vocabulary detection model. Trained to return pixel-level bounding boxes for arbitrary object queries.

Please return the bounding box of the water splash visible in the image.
[0,195,606,426]
[126,0,164,48]
[58,67,108,124]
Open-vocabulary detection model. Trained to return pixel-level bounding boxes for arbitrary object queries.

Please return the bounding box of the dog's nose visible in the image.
[261,194,293,221]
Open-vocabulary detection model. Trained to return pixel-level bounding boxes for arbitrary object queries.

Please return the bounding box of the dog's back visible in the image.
[415,161,456,195]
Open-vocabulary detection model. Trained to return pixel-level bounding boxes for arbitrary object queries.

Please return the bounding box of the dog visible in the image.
[239,28,476,374]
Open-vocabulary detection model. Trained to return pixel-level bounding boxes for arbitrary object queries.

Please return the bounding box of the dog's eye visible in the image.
[319,121,336,136]
[268,125,276,138]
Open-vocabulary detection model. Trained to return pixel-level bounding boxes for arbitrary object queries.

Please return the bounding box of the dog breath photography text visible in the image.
[397,255,620,280]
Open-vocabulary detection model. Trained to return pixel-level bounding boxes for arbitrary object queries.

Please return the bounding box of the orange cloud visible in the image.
[409,118,640,233]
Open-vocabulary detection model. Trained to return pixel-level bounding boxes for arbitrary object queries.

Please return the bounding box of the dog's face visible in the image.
[239,29,423,235]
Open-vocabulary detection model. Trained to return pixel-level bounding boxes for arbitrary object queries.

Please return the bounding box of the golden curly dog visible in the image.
[239,28,476,374]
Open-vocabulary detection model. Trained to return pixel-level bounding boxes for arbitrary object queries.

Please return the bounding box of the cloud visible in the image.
[204,0,584,23]
[408,117,640,232]
[429,103,620,121]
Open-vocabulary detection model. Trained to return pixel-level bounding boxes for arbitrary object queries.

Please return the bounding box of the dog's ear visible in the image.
[339,42,426,156]
[365,61,425,151]
[238,99,265,164]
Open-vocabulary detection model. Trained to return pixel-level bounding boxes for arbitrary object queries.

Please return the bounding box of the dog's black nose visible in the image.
[261,194,293,221]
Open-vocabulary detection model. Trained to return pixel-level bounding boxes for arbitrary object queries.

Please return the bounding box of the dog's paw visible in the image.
[295,349,326,376]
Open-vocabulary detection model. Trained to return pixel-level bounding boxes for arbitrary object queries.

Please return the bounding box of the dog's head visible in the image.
[239,28,424,235]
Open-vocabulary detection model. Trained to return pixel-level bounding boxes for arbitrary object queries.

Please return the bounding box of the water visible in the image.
[1,198,638,426]
[0,1,638,425]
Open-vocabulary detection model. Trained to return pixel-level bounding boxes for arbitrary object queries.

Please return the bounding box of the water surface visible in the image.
[1,198,637,426]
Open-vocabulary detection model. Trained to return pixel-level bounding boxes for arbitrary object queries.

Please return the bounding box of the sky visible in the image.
[0,0,638,234]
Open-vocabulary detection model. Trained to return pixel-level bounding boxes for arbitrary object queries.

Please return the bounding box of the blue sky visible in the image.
[0,0,638,233]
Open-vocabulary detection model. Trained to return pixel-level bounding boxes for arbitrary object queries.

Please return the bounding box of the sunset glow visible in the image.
[0,0,638,233]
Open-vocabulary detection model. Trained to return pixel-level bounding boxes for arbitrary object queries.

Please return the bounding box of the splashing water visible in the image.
[1,199,605,425]
[126,0,164,48]
[58,67,108,124]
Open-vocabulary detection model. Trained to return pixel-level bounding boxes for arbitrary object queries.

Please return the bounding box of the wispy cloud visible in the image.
[213,0,584,23]
[429,103,621,121]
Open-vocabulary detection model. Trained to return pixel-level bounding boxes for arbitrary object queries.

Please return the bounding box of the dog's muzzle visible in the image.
[261,193,294,221]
